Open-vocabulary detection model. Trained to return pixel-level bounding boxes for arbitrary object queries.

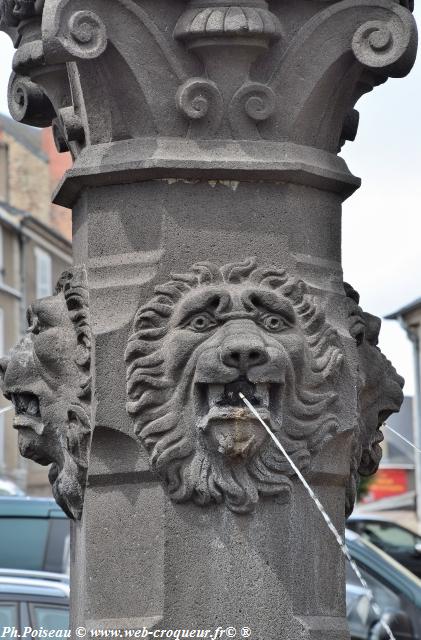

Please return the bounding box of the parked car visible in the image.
[0,497,70,574]
[346,529,421,639]
[348,515,421,579]
[0,569,69,633]
[0,478,25,496]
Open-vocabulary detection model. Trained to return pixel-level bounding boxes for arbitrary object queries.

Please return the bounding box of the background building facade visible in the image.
[0,115,71,494]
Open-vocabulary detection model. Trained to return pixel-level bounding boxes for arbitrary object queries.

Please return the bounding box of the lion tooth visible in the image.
[256,384,269,407]
[27,399,39,416]
[207,385,224,407]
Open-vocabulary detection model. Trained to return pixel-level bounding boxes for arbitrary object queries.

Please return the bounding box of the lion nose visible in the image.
[221,337,269,372]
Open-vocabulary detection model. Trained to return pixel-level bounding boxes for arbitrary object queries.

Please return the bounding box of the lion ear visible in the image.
[66,404,91,470]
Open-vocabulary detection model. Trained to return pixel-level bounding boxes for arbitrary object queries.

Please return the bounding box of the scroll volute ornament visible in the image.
[0,0,77,155]
[174,0,281,137]
[1,0,417,152]
[174,0,417,144]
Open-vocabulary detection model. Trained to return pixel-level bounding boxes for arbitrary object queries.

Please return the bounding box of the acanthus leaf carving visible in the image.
[0,0,417,183]
[40,0,191,145]
[260,0,417,152]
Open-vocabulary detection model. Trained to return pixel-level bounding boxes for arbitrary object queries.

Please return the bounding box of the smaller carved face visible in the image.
[0,294,79,466]
[344,283,404,516]
[0,269,91,519]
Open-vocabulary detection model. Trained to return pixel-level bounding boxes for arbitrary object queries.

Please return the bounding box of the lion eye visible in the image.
[186,313,216,332]
[261,314,289,332]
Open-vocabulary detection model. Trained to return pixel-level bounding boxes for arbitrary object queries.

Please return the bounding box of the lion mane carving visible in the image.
[0,267,91,520]
[344,283,404,516]
[0,0,37,28]
[126,258,344,513]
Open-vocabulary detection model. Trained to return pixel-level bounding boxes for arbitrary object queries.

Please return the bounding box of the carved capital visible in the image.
[0,0,416,199]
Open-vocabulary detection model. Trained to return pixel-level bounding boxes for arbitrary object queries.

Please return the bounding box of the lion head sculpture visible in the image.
[126,257,344,513]
[344,283,404,516]
[0,267,91,520]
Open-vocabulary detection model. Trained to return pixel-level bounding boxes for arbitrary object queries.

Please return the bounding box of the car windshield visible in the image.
[357,521,421,550]
[346,558,400,611]
[31,605,69,631]
[0,517,69,572]
[346,529,421,601]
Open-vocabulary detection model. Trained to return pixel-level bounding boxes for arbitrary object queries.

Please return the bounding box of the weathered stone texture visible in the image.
[0,0,417,638]
[0,267,91,518]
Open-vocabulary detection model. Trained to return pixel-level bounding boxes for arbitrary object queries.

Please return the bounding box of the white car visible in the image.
[0,478,25,496]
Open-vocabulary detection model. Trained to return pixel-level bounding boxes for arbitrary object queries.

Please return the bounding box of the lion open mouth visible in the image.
[10,392,43,433]
[197,379,274,459]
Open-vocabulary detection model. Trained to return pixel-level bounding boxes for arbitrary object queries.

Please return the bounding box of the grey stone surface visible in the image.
[125,257,344,513]
[344,283,405,516]
[0,0,417,637]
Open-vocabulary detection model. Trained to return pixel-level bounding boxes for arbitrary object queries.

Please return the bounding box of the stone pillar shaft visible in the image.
[0,1,417,638]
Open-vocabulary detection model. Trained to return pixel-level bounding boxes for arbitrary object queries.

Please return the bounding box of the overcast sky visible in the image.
[1,16,420,394]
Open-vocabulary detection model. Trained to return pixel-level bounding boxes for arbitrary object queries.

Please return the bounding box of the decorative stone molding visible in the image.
[0,267,91,520]
[0,0,417,202]
[174,2,282,49]
[126,257,343,513]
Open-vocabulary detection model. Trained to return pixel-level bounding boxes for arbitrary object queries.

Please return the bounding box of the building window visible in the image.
[35,248,52,299]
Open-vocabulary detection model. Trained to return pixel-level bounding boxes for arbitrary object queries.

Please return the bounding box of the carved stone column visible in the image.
[0,1,416,638]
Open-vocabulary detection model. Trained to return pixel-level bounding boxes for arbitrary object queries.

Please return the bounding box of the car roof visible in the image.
[348,514,421,535]
[0,496,66,518]
[345,528,421,607]
[348,514,397,523]
[0,569,69,583]
[0,576,69,599]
